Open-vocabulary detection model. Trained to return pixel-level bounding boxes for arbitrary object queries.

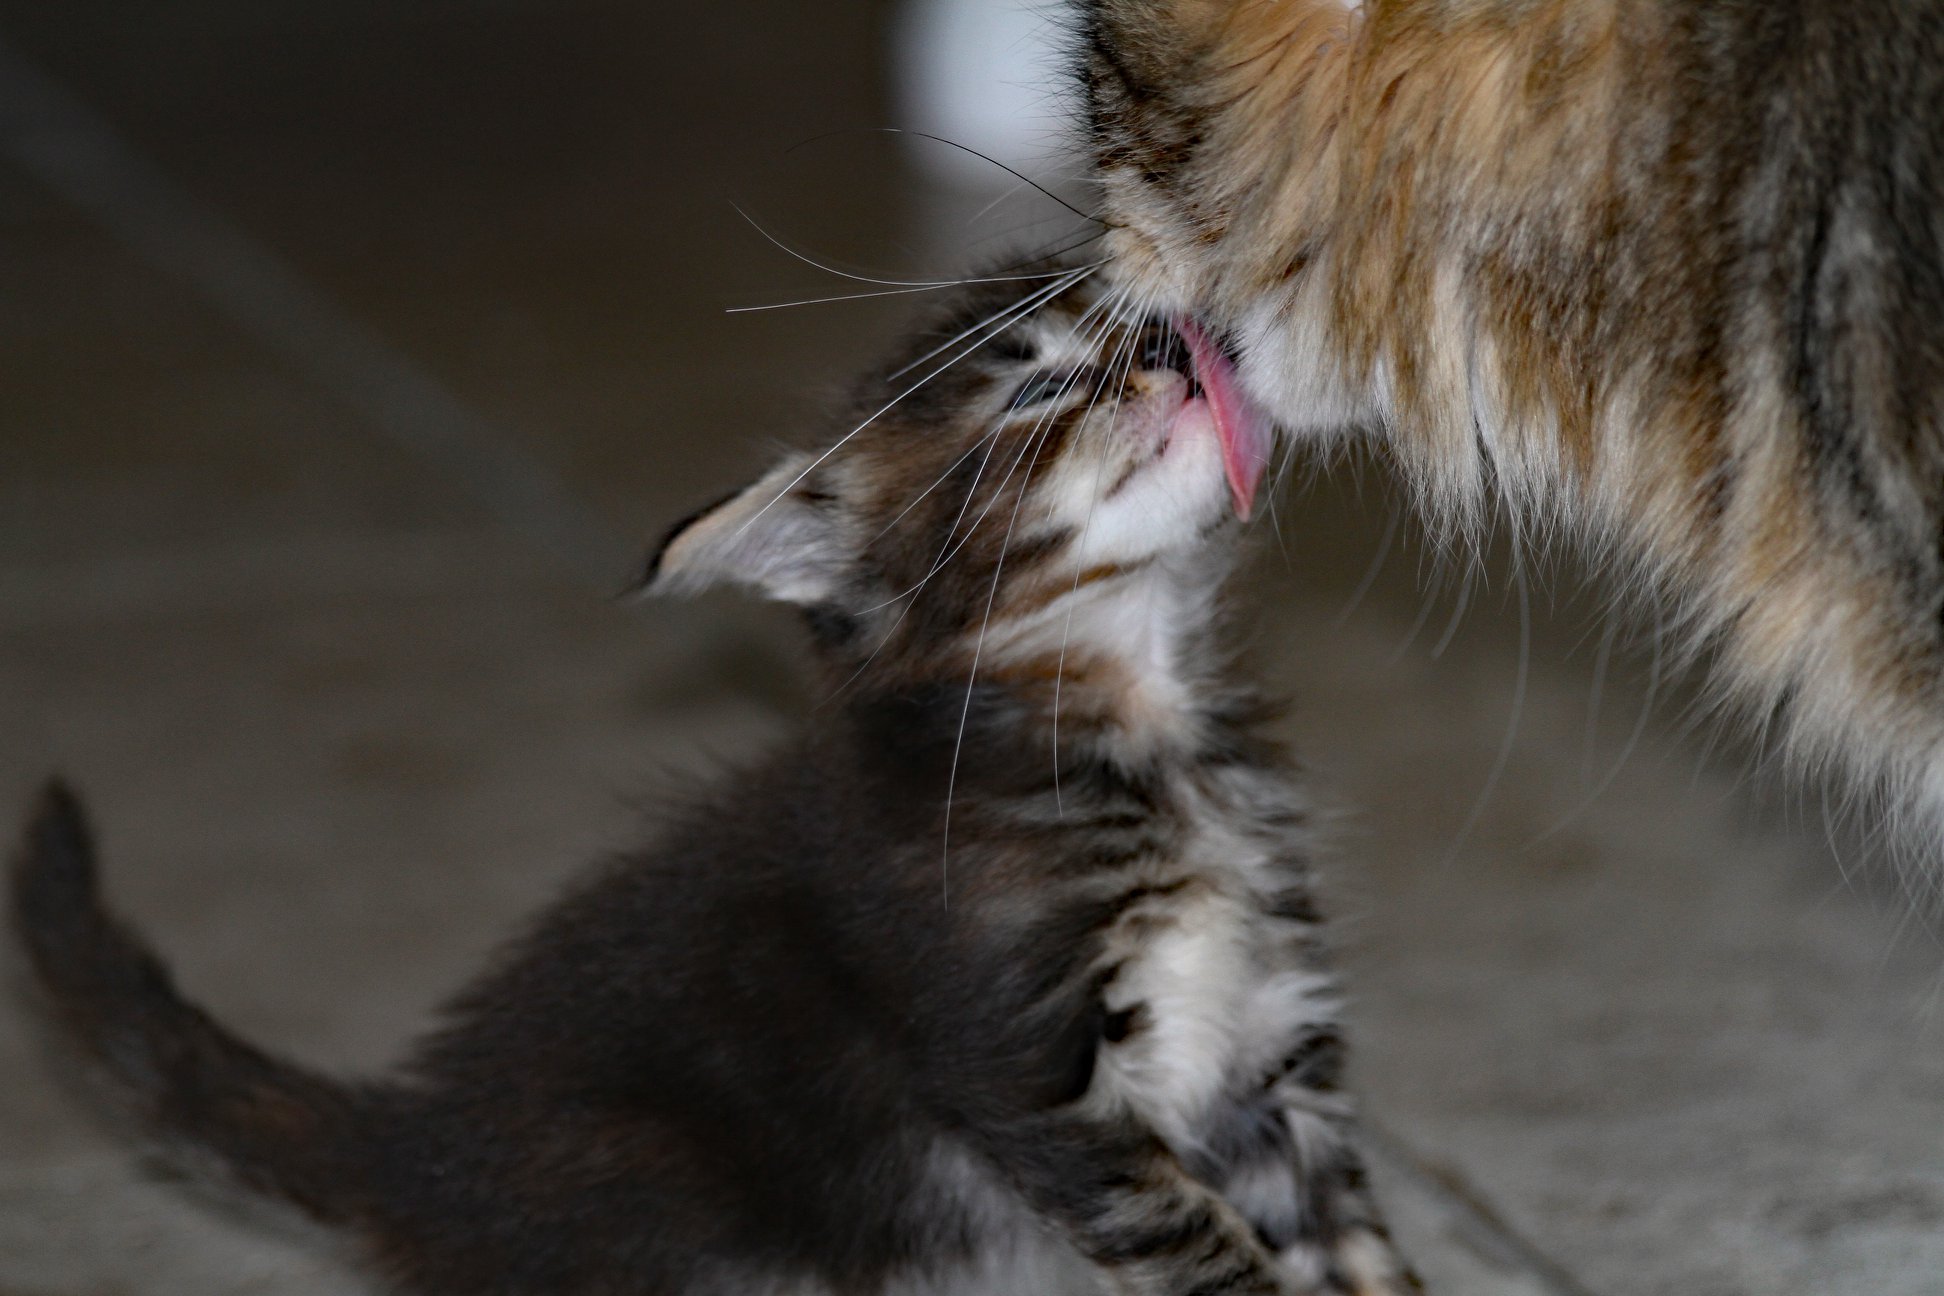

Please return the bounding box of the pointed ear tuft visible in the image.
[637,456,848,606]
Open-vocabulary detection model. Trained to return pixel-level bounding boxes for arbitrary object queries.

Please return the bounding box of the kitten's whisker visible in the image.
[733,269,1095,543]
[855,432,1019,620]
[943,374,1085,903]
[828,415,1041,702]
[835,421,1049,703]
[727,267,1098,314]
[889,282,1130,606]
[842,322,1110,691]
[848,280,1129,720]
[871,357,1077,613]
[939,221,1110,276]
[1053,290,1148,814]
[834,383,1052,697]
[966,178,1053,229]
[880,286,1130,556]
[869,423,1011,543]
[889,263,1099,382]
[934,286,1133,866]
[998,228,1112,270]
[730,286,946,313]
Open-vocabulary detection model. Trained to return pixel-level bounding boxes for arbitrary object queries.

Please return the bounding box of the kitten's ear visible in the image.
[638,456,847,605]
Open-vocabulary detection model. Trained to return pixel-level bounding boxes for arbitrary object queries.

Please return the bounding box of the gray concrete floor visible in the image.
[2,5,1942,1294]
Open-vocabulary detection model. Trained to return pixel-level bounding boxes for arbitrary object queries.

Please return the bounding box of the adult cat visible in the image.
[1079,0,1944,861]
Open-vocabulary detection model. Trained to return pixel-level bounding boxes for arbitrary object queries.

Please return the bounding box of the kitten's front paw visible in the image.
[1281,1227,1422,1295]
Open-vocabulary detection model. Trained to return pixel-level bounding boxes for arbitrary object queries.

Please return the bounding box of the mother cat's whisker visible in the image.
[729,201,1079,291]
[1435,558,1532,870]
[866,128,1107,226]
[1260,470,1298,574]
[1579,616,1620,786]
[1082,0,1944,881]
[1387,565,1446,668]
[1331,505,1401,629]
[1427,569,1473,662]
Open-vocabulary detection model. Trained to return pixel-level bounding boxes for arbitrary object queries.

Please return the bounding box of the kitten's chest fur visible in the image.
[1075,757,1331,1150]
[323,669,1341,1295]
[901,732,1339,1284]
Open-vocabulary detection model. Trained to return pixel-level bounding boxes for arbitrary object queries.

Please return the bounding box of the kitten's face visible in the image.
[647,268,1271,681]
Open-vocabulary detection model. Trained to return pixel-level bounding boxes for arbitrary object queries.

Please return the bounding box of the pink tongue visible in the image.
[1175,317,1271,520]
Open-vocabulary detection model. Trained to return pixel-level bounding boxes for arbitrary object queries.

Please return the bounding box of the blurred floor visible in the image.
[1,5,1941,1295]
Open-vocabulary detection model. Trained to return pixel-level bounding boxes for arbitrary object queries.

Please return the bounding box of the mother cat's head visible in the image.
[1077,0,1649,459]
[1078,0,1386,438]
[1079,0,1362,292]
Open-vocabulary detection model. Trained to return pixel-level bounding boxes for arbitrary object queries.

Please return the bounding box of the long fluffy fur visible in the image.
[1081,0,1944,876]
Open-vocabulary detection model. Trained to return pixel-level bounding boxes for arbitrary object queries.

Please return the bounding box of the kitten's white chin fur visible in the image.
[1049,378,1234,569]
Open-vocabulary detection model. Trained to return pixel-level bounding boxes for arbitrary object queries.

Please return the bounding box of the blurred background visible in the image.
[2,4,1941,1294]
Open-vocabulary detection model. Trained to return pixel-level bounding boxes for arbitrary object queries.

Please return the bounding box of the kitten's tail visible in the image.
[9,781,386,1227]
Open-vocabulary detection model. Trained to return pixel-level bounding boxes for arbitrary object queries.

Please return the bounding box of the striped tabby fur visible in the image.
[12,270,1411,1295]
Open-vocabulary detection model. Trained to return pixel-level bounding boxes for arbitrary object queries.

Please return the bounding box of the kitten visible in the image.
[12,267,1413,1296]
[1077,0,1944,864]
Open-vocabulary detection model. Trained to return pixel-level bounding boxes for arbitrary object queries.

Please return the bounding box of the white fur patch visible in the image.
[1236,268,1382,440]
[1088,801,1339,1158]
[876,1141,1104,1296]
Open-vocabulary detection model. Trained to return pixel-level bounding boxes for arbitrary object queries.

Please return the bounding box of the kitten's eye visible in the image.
[1010,372,1076,408]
